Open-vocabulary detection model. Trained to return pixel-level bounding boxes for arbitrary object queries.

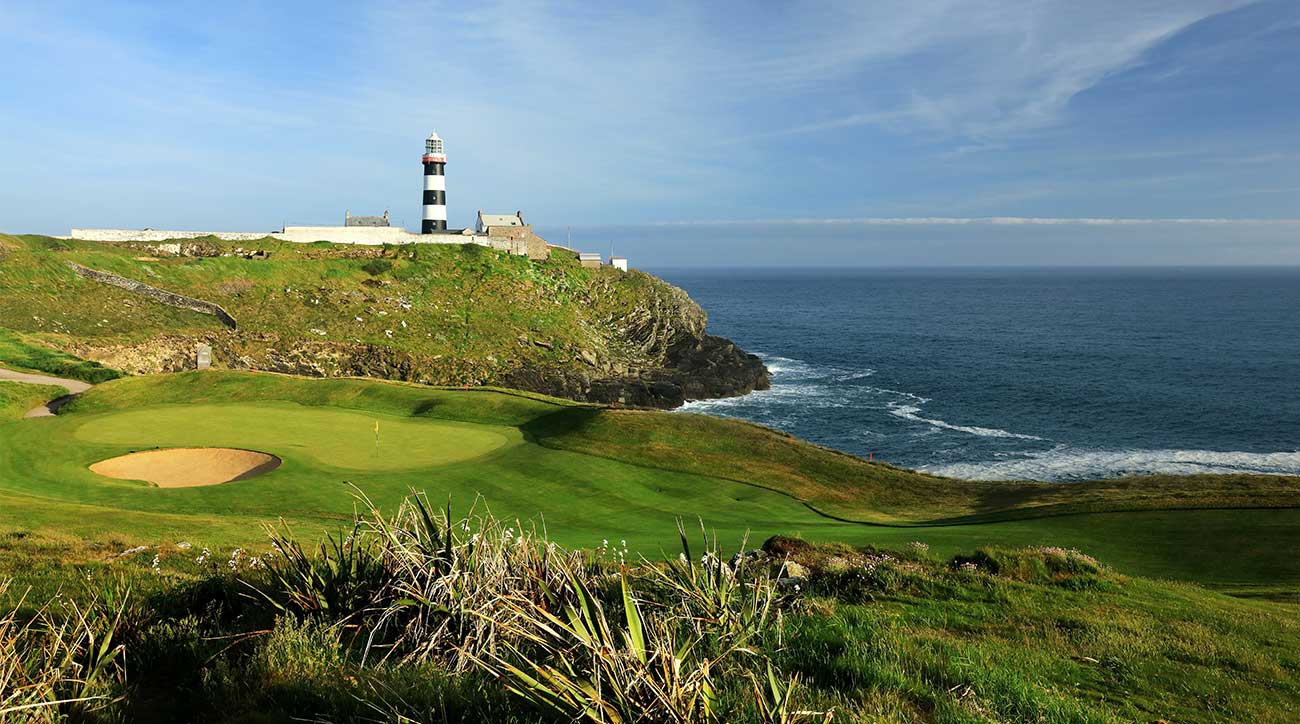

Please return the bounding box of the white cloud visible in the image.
[583,216,1300,229]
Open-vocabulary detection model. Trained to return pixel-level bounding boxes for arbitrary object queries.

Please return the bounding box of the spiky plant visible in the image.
[478,572,723,724]
[0,579,128,721]
[360,491,591,671]
[749,662,833,724]
[254,517,391,625]
[639,520,785,649]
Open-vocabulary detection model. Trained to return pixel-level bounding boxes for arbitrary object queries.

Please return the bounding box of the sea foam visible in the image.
[922,446,1300,481]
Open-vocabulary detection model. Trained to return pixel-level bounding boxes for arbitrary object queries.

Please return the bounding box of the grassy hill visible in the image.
[0,233,762,406]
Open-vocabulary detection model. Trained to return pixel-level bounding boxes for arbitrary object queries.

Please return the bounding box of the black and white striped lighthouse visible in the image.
[421,131,447,233]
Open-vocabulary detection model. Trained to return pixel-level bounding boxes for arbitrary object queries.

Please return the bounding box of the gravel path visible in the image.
[0,367,93,417]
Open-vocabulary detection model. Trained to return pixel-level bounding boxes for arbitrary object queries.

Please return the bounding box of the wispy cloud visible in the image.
[579,216,1300,229]
[1,0,1297,251]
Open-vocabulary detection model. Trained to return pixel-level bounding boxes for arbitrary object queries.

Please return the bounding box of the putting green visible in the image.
[74,403,514,471]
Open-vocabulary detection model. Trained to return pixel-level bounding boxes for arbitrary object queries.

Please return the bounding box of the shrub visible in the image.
[810,552,919,602]
[949,546,1108,589]
[476,521,826,723]
[252,518,391,627]
[363,493,592,671]
[638,521,785,648]
[361,258,394,276]
[247,491,593,672]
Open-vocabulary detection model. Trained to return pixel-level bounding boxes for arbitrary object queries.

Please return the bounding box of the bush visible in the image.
[949,546,1108,589]
[360,258,393,276]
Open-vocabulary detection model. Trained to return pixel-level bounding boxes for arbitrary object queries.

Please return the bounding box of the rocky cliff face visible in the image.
[503,333,769,409]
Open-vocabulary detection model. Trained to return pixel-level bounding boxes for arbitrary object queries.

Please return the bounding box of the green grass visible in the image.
[0,328,121,383]
[1,370,1297,599]
[0,380,64,420]
[0,233,688,384]
[5,509,1298,723]
[775,546,1300,723]
[75,403,513,470]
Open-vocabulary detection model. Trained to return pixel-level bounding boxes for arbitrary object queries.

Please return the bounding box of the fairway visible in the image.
[2,371,1298,594]
[75,403,514,471]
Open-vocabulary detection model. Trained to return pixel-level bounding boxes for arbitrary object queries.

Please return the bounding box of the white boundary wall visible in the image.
[70,227,531,254]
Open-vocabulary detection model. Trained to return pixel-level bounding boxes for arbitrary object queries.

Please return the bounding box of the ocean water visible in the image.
[655,267,1300,481]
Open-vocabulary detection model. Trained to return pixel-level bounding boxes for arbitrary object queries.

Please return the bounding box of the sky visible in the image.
[1,0,1298,266]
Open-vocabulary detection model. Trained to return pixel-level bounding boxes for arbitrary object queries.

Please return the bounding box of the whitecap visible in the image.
[923,446,1300,481]
[887,403,1044,441]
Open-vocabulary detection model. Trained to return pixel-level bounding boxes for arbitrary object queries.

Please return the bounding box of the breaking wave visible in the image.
[677,351,1300,482]
[923,447,1300,481]
[679,352,1045,442]
[886,403,1045,441]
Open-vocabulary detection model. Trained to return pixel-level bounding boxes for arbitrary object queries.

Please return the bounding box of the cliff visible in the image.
[0,234,768,408]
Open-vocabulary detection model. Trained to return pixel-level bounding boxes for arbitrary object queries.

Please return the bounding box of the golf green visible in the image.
[75,403,514,471]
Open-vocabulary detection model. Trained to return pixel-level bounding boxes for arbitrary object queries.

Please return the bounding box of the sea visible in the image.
[653,267,1300,482]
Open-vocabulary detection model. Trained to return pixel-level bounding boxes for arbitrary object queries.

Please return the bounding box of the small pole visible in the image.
[374,420,380,456]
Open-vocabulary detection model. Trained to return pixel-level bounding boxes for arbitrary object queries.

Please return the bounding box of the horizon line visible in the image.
[545,216,1300,229]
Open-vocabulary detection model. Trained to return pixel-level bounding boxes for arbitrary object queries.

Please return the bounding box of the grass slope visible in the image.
[0,233,692,383]
[0,380,64,420]
[0,328,121,383]
[1,371,1297,594]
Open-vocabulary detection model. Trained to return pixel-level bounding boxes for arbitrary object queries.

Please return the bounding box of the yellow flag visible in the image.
[374,421,380,434]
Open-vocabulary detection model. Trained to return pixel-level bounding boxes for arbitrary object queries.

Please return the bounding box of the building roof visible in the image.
[345,210,390,227]
[578,252,603,260]
[477,211,524,228]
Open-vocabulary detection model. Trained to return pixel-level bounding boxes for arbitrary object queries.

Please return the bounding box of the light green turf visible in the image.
[1,371,1298,594]
[74,403,514,471]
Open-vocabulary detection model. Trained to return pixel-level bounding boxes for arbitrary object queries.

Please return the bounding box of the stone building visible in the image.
[344,210,390,227]
[474,210,550,261]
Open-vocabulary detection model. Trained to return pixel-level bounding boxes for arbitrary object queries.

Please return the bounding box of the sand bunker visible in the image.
[89,447,281,487]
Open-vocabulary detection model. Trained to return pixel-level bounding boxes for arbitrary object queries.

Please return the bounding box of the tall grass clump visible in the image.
[363,493,590,671]
[472,523,828,723]
[638,522,785,648]
[247,496,828,722]
[249,491,592,672]
[0,580,128,721]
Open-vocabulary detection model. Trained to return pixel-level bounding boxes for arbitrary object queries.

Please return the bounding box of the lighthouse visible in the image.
[421,131,447,233]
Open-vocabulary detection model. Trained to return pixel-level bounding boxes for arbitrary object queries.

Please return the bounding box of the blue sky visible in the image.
[1,0,1298,265]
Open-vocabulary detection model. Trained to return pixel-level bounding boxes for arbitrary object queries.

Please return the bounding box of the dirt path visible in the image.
[0,368,93,417]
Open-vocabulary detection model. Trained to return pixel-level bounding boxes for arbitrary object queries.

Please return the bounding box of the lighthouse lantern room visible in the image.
[421,131,448,233]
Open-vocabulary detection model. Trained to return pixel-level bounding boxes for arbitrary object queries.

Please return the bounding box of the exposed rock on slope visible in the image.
[1,235,767,409]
